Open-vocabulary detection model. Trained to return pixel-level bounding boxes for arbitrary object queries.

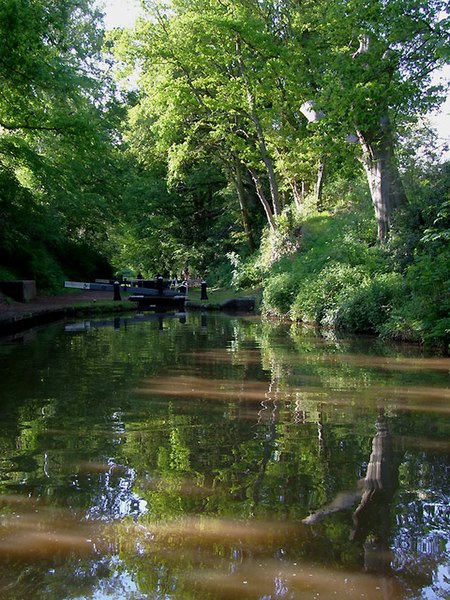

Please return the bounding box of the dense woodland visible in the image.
[0,0,449,350]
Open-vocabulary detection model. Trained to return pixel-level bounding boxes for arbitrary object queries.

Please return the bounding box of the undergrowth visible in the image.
[232,165,450,353]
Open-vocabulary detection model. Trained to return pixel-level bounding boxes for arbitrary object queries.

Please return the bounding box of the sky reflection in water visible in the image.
[0,312,448,599]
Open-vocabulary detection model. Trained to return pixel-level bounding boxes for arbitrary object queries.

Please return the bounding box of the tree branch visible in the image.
[0,120,76,133]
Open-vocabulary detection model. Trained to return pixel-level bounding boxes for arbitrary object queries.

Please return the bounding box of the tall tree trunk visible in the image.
[232,158,257,251]
[291,180,303,211]
[235,37,281,218]
[315,159,325,211]
[249,168,276,231]
[356,116,406,242]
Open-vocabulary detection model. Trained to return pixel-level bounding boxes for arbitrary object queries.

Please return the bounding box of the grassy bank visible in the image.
[187,286,262,309]
[227,168,449,353]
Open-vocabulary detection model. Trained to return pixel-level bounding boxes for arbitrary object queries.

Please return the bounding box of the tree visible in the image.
[115,0,449,258]
[299,0,450,241]
[0,0,123,284]
[114,0,304,234]
[0,0,107,133]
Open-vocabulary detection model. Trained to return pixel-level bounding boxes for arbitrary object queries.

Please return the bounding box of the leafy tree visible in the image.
[0,0,122,285]
[0,0,106,133]
[114,0,300,234]
[118,0,449,247]
[298,0,450,241]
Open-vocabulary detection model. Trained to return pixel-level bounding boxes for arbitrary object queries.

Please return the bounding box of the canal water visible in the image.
[0,312,448,599]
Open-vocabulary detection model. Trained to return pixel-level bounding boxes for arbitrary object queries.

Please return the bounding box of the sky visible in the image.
[429,67,450,158]
[97,0,142,29]
[98,0,449,156]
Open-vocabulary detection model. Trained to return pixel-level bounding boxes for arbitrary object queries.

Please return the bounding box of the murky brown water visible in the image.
[0,313,448,599]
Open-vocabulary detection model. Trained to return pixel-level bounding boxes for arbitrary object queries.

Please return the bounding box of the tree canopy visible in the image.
[116,0,449,242]
[0,0,449,347]
[0,0,122,286]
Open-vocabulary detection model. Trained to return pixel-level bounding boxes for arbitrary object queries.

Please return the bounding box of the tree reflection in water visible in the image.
[351,412,397,568]
[0,313,448,599]
[301,410,401,597]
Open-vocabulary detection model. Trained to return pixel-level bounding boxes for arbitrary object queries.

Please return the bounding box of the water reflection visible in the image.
[0,313,448,599]
[0,507,408,598]
[288,352,450,372]
[107,517,406,599]
[302,411,399,584]
[136,375,276,402]
[0,495,101,559]
[352,413,397,543]
[64,311,187,333]
[78,460,148,522]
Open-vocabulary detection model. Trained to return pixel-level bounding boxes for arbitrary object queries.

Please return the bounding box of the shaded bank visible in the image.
[0,288,259,336]
[0,291,134,336]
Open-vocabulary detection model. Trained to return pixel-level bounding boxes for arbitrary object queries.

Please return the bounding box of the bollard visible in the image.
[156,274,164,295]
[113,281,121,301]
[200,279,208,300]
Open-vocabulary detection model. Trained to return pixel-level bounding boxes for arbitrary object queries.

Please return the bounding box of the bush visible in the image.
[0,266,17,281]
[29,246,66,293]
[205,257,233,288]
[263,271,302,316]
[382,246,450,350]
[258,209,303,268]
[260,202,389,324]
[255,159,449,350]
[290,263,365,324]
[54,240,113,283]
[227,252,263,289]
[334,272,405,333]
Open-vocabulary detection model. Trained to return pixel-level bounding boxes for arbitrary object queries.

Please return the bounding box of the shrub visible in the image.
[382,246,450,350]
[205,257,233,288]
[262,272,302,316]
[29,246,66,293]
[0,266,17,281]
[227,252,263,289]
[290,263,365,324]
[258,210,303,267]
[335,272,405,333]
[54,240,113,283]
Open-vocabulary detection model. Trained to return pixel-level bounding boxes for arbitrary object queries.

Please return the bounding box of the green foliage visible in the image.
[106,157,238,278]
[227,252,263,289]
[256,159,450,349]
[382,246,450,350]
[0,161,113,290]
[0,266,16,281]
[262,271,302,316]
[259,192,386,319]
[334,272,406,334]
[204,257,234,288]
[290,263,366,325]
[28,246,66,293]
[257,208,304,268]
[422,202,450,244]
[377,162,450,349]
[0,0,121,289]
[109,0,449,298]
[387,163,450,270]
[54,241,113,282]
[0,0,447,355]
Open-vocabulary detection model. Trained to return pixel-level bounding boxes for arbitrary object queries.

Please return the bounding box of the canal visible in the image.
[0,312,448,599]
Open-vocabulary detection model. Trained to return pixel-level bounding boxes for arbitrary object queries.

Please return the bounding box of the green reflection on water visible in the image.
[0,313,448,599]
